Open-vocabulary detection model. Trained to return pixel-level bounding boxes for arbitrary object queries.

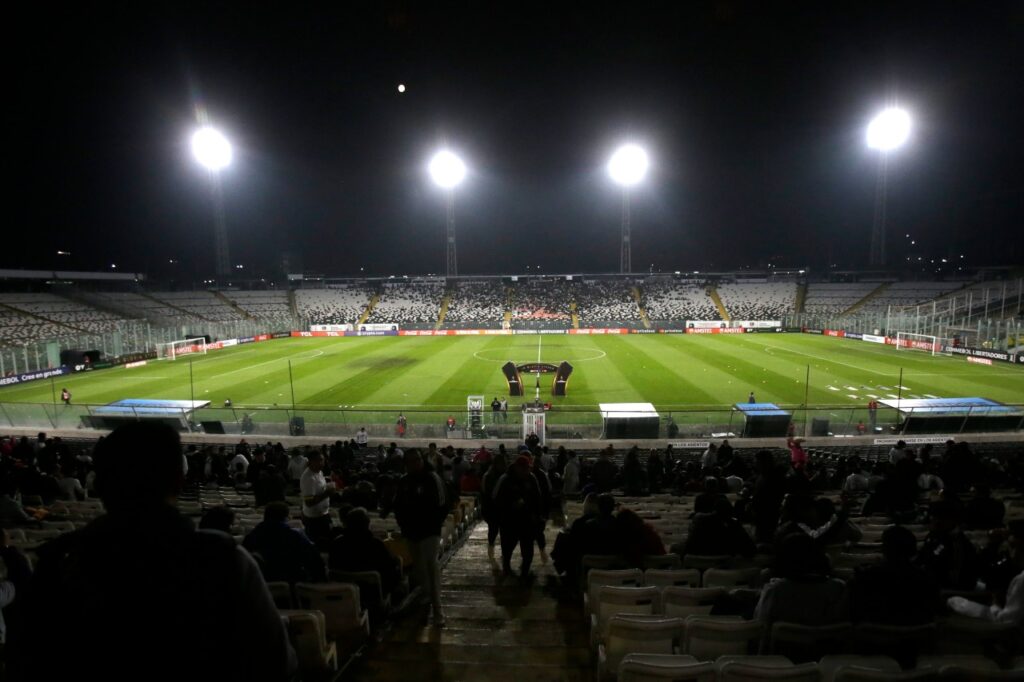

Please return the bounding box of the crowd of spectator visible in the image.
[641,280,721,321]
[366,281,444,326]
[295,285,373,325]
[443,281,507,326]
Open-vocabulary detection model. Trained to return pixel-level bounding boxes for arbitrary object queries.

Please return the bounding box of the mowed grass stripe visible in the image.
[610,336,722,405]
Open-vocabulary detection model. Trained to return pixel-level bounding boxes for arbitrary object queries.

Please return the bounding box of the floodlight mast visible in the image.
[191,126,233,277]
[866,108,910,267]
[428,150,466,278]
[607,144,649,274]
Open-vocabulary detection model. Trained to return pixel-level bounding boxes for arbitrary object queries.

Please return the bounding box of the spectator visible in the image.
[199,506,235,533]
[286,448,308,482]
[481,454,507,559]
[494,455,543,582]
[0,529,32,646]
[253,464,287,508]
[386,449,448,627]
[965,484,1006,530]
[245,501,326,585]
[915,500,978,591]
[615,508,666,567]
[622,447,646,496]
[15,421,296,680]
[299,450,336,548]
[850,526,938,625]
[0,484,36,528]
[55,465,85,501]
[355,427,369,448]
[684,497,756,558]
[949,520,1024,624]
[229,449,249,477]
[563,450,580,496]
[754,533,849,628]
[328,507,401,606]
[591,448,618,493]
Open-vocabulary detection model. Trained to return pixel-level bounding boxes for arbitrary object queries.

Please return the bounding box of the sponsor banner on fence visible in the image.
[824,329,846,338]
[743,327,784,334]
[272,331,292,339]
[686,327,745,334]
[658,328,686,334]
[220,338,239,347]
[292,330,398,338]
[125,360,147,369]
[1017,354,1024,365]
[803,328,823,334]
[944,345,1013,363]
[631,329,658,334]
[735,320,783,328]
[569,328,628,335]
[0,366,71,387]
[310,324,353,332]
[358,323,399,332]
[845,332,864,340]
[968,356,994,366]
[687,320,732,329]
[237,337,255,345]
[874,436,953,445]
[668,440,712,449]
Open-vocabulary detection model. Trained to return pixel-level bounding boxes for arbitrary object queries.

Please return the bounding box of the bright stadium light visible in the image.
[191,126,233,171]
[607,143,649,187]
[866,107,911,151]
[428,150,466,189]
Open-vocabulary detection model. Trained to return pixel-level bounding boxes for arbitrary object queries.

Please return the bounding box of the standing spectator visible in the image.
[355,427,369,448]
[395,413,407,438]
[563,451,580,496]
[888,440,908,465]
[788,438,808,470]
[592,448,618,493]
[60,388,71,406]
[748,391,756,404]
[494,455,542,582]
[867,399,879,433]
[491,397,501,423]
[500,397,509,422]
[286,448,308,483]
[622,447,646,495]
[481,454,507,559]
[387,449,449,626]
[245,502,325,585]
[254,464,287,507]
[15,422,296,680]
[646,449,664,493]
[915,500,978,591]
[701,443,718,471]
[299,451,335,548]
[717,439,734,467]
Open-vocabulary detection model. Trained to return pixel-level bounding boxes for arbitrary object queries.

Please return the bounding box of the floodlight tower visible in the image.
[191,126,234,277]
[866,107,911,267]
[607,144,649,274]
[428,150,467,278]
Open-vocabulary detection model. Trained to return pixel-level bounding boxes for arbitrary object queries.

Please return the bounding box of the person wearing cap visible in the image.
[493,455,542,581]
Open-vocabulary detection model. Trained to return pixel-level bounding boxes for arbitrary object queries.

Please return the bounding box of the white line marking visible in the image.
[204,348,325,380]
[924,394,939,399]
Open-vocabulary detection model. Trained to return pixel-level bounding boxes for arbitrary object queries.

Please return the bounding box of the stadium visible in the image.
[4,3,1024,682]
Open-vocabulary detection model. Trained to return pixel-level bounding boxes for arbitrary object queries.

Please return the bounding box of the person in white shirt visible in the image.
[843,467,871,493]
[230,450,249,477]
[286,449,308,481]
[299,451,335,547]
[562,452,580,495]
[56,467,85,501]
[888,441,907,465]
[701,443,718,471]
[355,428,369,448]
[948,521,1024,624]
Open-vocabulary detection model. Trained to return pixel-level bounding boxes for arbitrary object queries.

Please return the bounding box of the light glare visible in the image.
[191,126,233,171]
[607,144,649,186]
[866,107,911,151]
[428,150,466,189]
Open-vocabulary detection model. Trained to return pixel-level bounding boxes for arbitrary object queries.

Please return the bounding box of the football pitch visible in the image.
[0,334,1021,430]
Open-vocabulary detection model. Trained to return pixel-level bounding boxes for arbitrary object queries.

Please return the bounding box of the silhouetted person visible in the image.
[851,526,939,625]
[494,455,542,581]
[244,501,325,585]
[14,421,295,681]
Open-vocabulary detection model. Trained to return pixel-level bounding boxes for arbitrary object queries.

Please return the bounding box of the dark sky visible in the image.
[12,1,1024,280]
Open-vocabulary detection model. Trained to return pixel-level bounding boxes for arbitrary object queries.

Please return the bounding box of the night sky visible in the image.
[12,1,1024,280]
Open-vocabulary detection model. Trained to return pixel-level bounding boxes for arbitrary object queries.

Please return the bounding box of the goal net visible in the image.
[156,337,208,361]
[895,332,952,356]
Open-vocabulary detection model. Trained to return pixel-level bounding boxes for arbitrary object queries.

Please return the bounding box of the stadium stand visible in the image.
[857,282,965,313]
[86,290,198,323]
[366,281,444,327]
[0,293,127,338]
[511,279,574,327]
[443,280,507,327]
[149,291,247,322]
[221,289,294,322]
[575,280,644,325]
[295,286,373,325]
[803,282,881,315]
[643,280,721,322]
[717,282,797,320]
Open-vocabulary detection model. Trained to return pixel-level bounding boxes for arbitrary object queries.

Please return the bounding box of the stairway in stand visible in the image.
[347,524,594,682]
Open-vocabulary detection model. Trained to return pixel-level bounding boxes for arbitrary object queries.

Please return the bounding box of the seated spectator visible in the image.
[615,508,666,567]
[754,532,849,628]
[199,506,235,534]
[551,493,599,580]
[16,421,296,680]
[55,466,85,502]
[243,501,326,585]
[965,484,1006,530]
[328,507,401,598]
[0,529,32,646]
[0,484,37,528]
[684,497,756,558]
[253,464,287,507]
[915,500,978,591]
[578,493,619,557]
[850,526,939,625]
[949,520,1024,624]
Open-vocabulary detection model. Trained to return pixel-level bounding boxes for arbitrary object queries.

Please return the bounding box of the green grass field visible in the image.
[0,334,1021,438]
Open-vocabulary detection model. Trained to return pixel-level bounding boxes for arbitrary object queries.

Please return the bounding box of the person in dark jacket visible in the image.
[615,508,666,567]
[851,525,939,625]
[385,449,449,626]
[328,507,402,623]
[253,464,287,508]
[915,499,979,591]
[481,454,507,559]
[592,448,618,493]
[684,497,756,558]
[965,484,1006,530]
[494,455,543,581]
[13,422,296,682]
[244,501,326,584]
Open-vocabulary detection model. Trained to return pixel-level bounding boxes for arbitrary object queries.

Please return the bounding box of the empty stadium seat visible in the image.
[295,582,370,642]
[598,615,685,680]
[618,654,717,682]
[683,616,764,660]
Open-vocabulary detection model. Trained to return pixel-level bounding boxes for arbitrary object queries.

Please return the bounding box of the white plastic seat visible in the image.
[586,568,645,615]
[703,567,761,588]
[714,656,794,671]
[719,661,820,682]
[590,585,660,649]
[598,616,685,681]
[661,587,725,618]
[819,656,901,682]
[683,616,764,661]
[916,657,1000,672]
[769,622,853,663]
[618,654,716,682]
[280,609,338,675]
[645,569,702,590]
[295,582,370,642]
[834,668,937,682]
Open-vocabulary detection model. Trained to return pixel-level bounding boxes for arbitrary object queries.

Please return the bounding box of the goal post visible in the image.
[156,337,208,361]
[895,332,951,356]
